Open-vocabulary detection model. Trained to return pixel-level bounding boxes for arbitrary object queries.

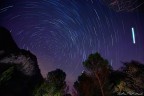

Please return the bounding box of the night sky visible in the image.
[0,0,144,84]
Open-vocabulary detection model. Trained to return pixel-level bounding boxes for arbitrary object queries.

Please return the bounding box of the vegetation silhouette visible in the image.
[74,53,112,96]
[74,54,144,96]
[34,69,70,96]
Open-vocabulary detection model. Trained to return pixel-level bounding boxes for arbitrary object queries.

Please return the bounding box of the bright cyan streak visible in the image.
[131,27,136,44]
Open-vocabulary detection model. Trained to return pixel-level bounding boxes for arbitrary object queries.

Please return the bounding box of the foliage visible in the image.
[34,69,68,96]
[33,82,49,96]
[46,69,67,96]
[0,63,42,96]
[112,61,144,95]
[74,72,98,96]
[0,66,14,86]
[82,52,112,96]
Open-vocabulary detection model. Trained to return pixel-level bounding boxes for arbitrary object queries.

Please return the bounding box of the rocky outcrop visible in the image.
[0,50,41,76]
[0,27,19,53]
[0,27,43,96]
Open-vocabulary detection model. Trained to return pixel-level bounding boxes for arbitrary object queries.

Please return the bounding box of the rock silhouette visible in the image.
[0,27,43,96]
[0,27,19,53]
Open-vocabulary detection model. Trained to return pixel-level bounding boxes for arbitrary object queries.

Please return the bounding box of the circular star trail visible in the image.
[0,0,144,83]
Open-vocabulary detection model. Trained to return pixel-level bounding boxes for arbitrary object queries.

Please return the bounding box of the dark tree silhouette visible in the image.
[83,52,112,96]
[34,68,70,96]
[46,69,67,96]
[74,72,98,96]
[109,70,126,95]
[111,61,144,95]
[118,61,144,94]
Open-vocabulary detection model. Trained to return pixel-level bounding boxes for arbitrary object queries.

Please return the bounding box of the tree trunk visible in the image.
[95,73,105,96]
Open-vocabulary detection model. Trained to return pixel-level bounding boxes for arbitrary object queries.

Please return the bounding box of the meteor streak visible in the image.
[131,27,136,44]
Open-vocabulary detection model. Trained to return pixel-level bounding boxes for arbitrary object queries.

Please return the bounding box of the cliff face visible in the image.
[0,27,43,96]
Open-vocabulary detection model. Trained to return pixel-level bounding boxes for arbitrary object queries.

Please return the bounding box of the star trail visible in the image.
[0,0,144,83]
